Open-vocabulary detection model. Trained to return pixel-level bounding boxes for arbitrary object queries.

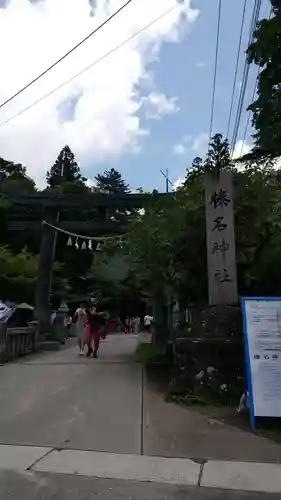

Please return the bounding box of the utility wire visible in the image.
[239,66,259,157]
[238,3,273,157]
[0,3,182,130]
[230,0,262,155]
[230,0,261,154]
[226,0,248,140]
[0,0,133,111]
[209,0,222,143]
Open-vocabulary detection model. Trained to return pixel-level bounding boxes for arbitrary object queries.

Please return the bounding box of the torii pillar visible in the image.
[35,220,56,333]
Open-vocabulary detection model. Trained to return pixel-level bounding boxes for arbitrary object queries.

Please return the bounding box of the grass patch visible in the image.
[134,343,161,364]
[165,390,207,406]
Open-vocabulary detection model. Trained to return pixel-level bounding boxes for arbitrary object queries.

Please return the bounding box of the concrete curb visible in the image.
[0,445,280,493]
[201,460,281,493]
[0,445,52,471]
[34,449,200,486]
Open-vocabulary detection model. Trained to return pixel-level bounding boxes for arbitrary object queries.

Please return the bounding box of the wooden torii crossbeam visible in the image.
[9,191,168,208]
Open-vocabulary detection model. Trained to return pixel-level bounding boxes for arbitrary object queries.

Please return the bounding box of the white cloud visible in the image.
[142,92,180,120]
[173,132,208,157]
[232,140,281,170]
[0,0,199,187]
[195,61,205,68]
[173,134,190,155]
[86,177,98,189]
[232,140,252,170]
[191,132,208,154]
[172,176,184,190]
[173,142,186,155]
[232,140,252,160]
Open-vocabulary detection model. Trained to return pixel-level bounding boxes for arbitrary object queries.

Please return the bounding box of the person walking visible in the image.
[85,298,105,358]
[130,316,136,334]
[74,304,86,355]
[134,316,140,334]
[143,313,153,333]
[100,310,109,340]
[124,316,129,334]
[130,317,134,333]
[64,315,72,336]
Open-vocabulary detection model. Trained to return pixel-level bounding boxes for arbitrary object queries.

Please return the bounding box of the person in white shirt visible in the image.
[74,305,86,355]
[134,316,140,334]
[143,314,153,332]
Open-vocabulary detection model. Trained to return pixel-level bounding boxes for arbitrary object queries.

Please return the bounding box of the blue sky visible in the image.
[0,0,270,190]
[105,0,270,192]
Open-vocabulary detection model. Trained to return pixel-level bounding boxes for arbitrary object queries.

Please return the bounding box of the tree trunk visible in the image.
[152,293,168,345]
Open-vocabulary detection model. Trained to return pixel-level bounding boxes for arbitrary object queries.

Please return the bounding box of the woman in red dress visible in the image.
[85,298,105,358]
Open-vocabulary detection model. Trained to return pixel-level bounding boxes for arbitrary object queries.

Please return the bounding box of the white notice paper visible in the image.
[243,298,281,418]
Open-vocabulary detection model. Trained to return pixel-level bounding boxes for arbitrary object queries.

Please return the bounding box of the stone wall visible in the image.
[186,305,242,338]
[170,305,244,404]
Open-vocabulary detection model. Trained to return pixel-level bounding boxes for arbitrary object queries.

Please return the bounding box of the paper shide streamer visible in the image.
[43,220,124,252]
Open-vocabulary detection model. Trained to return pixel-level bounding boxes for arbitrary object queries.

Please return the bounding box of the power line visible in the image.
[226,0,248,140]
[208,0,222,143]
[230,0,261,154]
[0,0,133,111]
[230,0,262,155]
[239,66,259,157]
[0,2,182,130]
[239,3,273,157]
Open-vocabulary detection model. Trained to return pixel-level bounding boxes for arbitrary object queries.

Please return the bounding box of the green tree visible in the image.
[0,157,35,193]
[46,145,87,189]
[0,246,38,302]
[86,249,132,301]
[95,168,130,194]
[125,192,202,340]
[94,167,132,222]
[245,1,281,161]
[125,133,281,340]
[204,133,231,171]
[182,156,204,186]
[0,157,26,178]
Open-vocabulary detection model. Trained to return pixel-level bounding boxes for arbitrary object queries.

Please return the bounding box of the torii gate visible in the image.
[9,192,168,331]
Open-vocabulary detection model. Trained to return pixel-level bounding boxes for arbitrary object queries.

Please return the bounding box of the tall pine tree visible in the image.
[95,168,130,195]
[245,0,281,161]
[46,145,86,188]
[205,133,231,172]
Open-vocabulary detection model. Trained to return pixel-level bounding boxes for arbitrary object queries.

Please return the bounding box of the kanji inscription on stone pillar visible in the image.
[204,169,238,305]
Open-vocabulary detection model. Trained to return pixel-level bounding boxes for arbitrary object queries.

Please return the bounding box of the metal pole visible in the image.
[160,169,173,193]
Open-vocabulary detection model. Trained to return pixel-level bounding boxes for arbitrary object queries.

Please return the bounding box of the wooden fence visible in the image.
[0,321,39,364]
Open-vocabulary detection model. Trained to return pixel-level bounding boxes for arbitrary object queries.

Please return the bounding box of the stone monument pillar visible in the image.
[204,169,238,305]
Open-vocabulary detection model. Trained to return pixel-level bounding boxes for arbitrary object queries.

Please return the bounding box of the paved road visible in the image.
[0,334,281,498]
[1,334,280,461]
[0,335,142,453]
[1,470,280,500]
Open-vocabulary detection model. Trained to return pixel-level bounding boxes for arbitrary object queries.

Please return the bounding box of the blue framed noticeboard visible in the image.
[241,297,281,427]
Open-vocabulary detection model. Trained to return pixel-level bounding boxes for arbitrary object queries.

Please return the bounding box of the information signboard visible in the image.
[241,297,281,426]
